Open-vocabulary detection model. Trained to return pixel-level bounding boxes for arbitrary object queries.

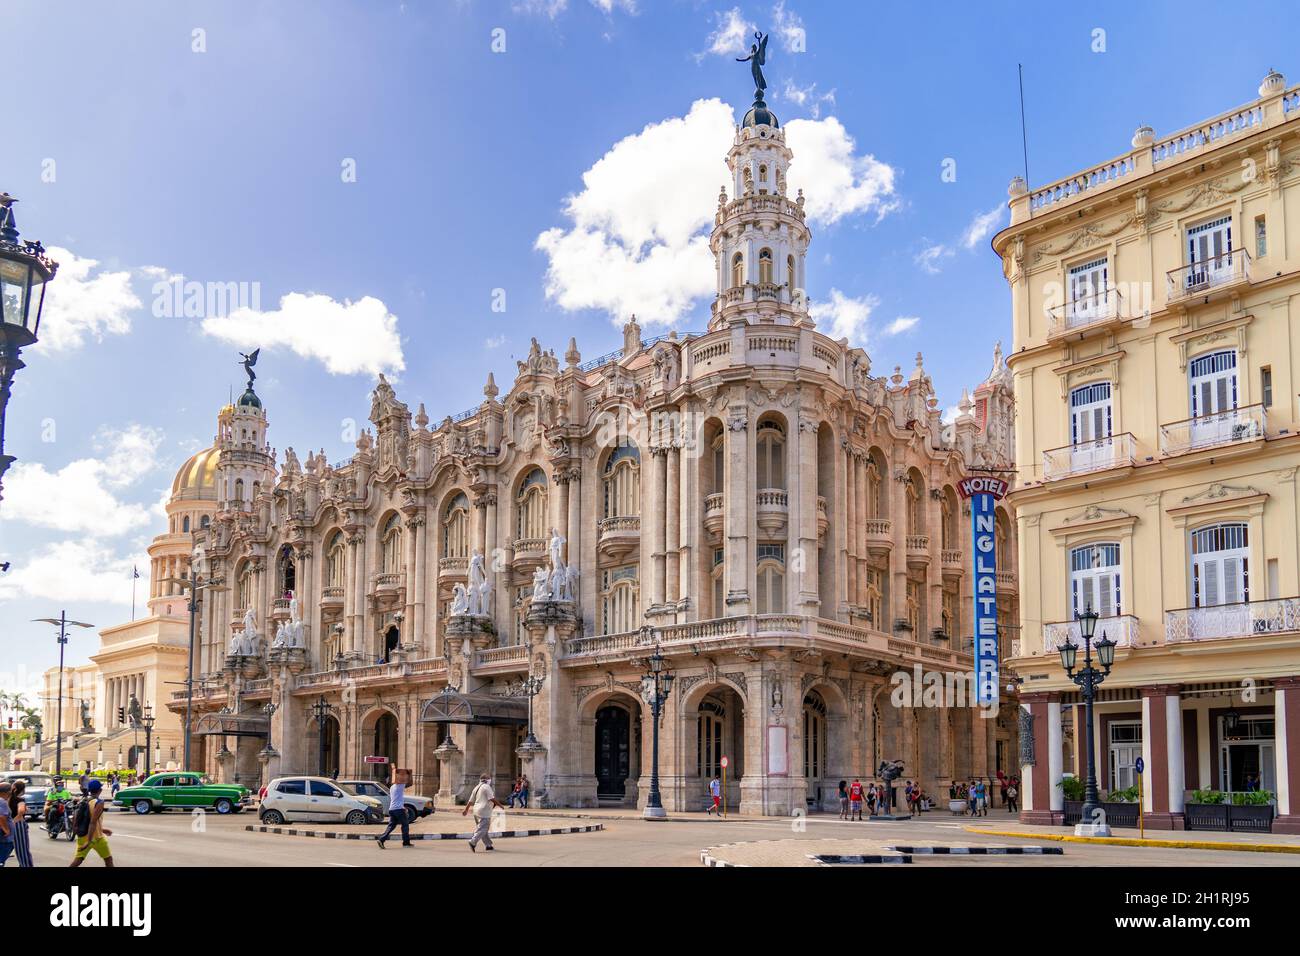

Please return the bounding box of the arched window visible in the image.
[711,435,725,495]
[995,510,1011,568]
[758,164,768,183]
[697,697,726,778]
[866,454,884,518]
[234,478,245,504]
[940,489,956,550]
[758,247,773,284]
[278,544,297,595]
[326,532,346,588]
[905,474,923,536]
[862,567,882,627]
[443,493,469,559]
[786,254,795,289]
[516,468,548,541]
[756,420,786,490]
[731,252,744,289]
[200,515,210,530]
[182,515,190,533]
[711,547,725,617]
[602,446,640,518]
[236,562,254,613]
[906,579,921,631]
[601,567,639,634]
[803,691,827,780]
[1191,522,1248,608]
[1070,543,1121,617]
[381,514,402,575]
[756,544,785,614]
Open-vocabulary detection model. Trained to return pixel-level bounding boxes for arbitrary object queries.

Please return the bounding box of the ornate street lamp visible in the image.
[1059,605,1117,834]
[140,705,157,778]
[641,637,675,821]
[513,672,546,749]
[1224,705,1241,740]
[33,612,93,780]
[0,193,58,504]
[309,695,336,777]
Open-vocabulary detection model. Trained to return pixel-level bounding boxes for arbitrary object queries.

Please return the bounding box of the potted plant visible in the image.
[1185,788,1274,832]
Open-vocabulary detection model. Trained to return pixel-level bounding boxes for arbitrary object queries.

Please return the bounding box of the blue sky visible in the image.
[2,0,1297,694]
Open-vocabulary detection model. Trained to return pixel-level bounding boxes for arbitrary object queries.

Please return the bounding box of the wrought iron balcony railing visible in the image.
[1042,433,1136,480]
[1167,249,1251,303]
[1166,597,1300,643]
[1159,404,1265,456]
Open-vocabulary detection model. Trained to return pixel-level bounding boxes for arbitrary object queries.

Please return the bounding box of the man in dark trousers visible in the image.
[376,769,414,849]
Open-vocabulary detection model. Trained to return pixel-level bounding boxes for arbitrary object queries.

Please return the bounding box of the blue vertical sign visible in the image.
[958,476,1009,708]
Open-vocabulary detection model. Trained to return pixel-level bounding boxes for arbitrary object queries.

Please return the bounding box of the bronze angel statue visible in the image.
[737,31,769,95]
[239,348,260,388]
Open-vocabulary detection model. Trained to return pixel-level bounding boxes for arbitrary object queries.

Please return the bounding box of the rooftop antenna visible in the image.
[1018,63,1031,215]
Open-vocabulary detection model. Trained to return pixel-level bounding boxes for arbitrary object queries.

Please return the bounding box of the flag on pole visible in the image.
[133,566,140,579]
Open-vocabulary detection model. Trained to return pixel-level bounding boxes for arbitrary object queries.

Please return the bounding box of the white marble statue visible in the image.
[531,566,552,602]
[242,608,260,647]
[229,629,247,657]
[450,582,470,616]
[467,549,491,615]
[272,621,289,648]
[285,591,305,648]
[548,527,565,576]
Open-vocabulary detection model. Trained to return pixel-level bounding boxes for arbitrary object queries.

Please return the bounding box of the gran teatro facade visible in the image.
[172,90,1019,815]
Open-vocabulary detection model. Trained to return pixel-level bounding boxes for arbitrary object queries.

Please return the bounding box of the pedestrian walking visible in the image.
[837,779,849,820]
[69,779,114,868]
[976,778,988,816]
[9,780,34,868]
[847,778,864,821]
[0,782,13,867]
[706,775,722,814]
[967,779,978,816]
[110,773,121,799]
[1006,780,1019,814]
[462,772,502,852]
[376,769,414,849]
[518,774,531,809]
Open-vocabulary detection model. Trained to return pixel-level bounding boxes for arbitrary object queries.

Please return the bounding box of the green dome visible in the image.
[742,97,779,129]
[237,386,262,409]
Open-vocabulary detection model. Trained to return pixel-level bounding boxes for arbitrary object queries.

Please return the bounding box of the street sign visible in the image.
[958,475,1009,707]
[720,755,729,769]
[1135,756,1144,774]
[363,755,389,764]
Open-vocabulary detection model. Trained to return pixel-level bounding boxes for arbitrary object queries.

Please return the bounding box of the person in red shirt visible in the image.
[847,778,865,821]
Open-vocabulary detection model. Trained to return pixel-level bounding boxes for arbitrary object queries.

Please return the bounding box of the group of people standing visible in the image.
[838,779,897,819]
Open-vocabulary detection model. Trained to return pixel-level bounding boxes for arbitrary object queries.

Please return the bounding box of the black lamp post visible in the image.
[310,695,336,777]
[640,634,675,821]
[515,673,546,748]
[140,705,157,778]
[33,612,93,779]
[0,193,57,505]
[1059,606,1117,829]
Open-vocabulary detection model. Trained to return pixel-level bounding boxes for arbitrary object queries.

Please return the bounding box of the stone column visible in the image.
[1274,676,1300,833]
[413,515,429,653]
[665,444,680,609]
[790,415,818,613]
[1019,692,1063,825]
[677,433,695,617]
[1141,684,1186,829]
[403,514,419,641]
[644,445,667,613]
[520,602,580,807]
[723,407,751,613]
[855,452,867,607]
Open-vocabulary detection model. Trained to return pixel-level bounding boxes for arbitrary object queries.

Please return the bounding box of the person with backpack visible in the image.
[69,779,114,868]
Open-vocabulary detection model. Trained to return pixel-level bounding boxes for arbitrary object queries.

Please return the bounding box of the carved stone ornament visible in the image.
[1018,706,1035,767]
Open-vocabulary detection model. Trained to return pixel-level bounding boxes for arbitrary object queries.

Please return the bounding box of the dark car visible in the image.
[0,771,55,820]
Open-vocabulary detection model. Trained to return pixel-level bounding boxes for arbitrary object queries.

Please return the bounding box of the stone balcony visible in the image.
[438,556,468,579]
[940,549,964,579]
[1166,597,1300,644]
[863,518,892,555]
[1166,249,1252,305]
[512,537,547,567]
[597,514,640,560]
[996,570,1016,593]
[320,585,344,608]
[372,571,403,596]
[703,492,725,542]
[755,488,789,535]
[1158,404,1266,458]
[1042,433,1136,481]
[905,534,930,568]
[269,597,292,621]
[472,643,531,675]
[1042,614,1142,653]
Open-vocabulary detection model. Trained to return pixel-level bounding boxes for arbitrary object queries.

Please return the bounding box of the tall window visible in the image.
[756,545,785,614]
[443,493,469,558]
[940,490,956,549]
[756,420,785,490]
[1067,256,1108,321]
[866,455,883,518]
[803,691,826,780]
[862,568,882,627]
[730,252,744,289]
[1189,350,1238,420]
[516,468,548,540]
[1070,382,1113,445]
[905,475,923,536]
[786,254,795,289]
[1070,543,1121,617]
[381,513,402,574]
[941,589,958,637]
[697,698,725,778]
[711,436,725,494]
[712,548,725,617]
[905,579,921,632]
[758,247,773,284]
[1191,522,1249,608]
[602,445,640,518]
[601,566,639,634]
[326,531,346,587]
[236,562,253,613]
[1186,215,1233,287]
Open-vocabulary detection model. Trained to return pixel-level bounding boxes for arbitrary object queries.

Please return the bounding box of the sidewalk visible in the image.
[503,806,770,824]
[964,820,1300,854]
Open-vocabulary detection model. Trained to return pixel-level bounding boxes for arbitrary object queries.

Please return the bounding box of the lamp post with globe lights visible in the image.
[1058,605,1117,835]
[639,631,675,820]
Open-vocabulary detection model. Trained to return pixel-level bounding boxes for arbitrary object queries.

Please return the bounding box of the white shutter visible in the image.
[1203,560,1220,607]
[1098,573,1115,618]
[1223,557,1242,605]
[1080,577,1096,616]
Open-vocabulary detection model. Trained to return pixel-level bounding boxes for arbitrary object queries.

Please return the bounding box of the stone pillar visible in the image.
[723,408,751,613]
[403,514,419,642]
[1274,676,1300,833]
[1019,692,1063,825]
[854,452,866,607]
[481,492,500,628]
[412,515,428,653]
[646,446,667,611]
[665,444,681,608]
[1141,684,1186,829]
[520,601,580,807]
[790,415,818,613]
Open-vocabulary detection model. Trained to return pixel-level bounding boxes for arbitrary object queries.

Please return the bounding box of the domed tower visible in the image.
[147,445,220,616]
[708,60,812,332]
[215,364,276,513]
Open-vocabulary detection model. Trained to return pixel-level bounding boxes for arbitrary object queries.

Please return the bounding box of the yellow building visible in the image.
[994,69,1300,832]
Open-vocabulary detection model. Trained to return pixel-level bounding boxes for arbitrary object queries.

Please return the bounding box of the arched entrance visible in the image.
[382,625,400,662]
[370,711,399,782]
[595,705,632,800]
[684,684,746,812]
[803,690,827,808]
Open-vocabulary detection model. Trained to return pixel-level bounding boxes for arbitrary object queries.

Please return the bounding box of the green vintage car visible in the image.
[114,772,251,815]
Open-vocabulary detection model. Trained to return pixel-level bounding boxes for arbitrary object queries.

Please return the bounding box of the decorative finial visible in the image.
[565,337,581,367]
[484,371,498,401]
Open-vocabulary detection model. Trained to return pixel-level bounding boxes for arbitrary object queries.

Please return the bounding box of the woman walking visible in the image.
[10,780,34,868]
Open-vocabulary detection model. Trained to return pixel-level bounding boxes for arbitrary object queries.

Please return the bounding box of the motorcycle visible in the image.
[45,798,76,841]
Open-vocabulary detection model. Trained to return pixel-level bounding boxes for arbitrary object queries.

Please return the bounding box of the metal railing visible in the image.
[1042,614,1141,651]
[1166,597,1300,643]
[1167,249,1251,302]
[1159,404,1266,456]
[1042,433,1136,480]
[1046,287,1124,337]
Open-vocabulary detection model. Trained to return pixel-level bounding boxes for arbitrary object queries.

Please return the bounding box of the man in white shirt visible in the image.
[462,772,503,852]
[377,769,413,849]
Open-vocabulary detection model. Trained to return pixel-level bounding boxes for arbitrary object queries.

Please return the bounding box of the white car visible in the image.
[338,779,436,823]
[259,776,384,826]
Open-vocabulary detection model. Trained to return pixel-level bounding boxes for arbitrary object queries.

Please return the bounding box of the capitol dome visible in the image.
[171,446,219,502]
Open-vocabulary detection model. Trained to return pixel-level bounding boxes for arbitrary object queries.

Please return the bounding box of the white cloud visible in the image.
[785,117,898,226]
[961,204,1005,250]
[808,289,878,346]
[514,0,568,17]
[485,334,507,349]
[38,246,141,350]
[703,7,756,57]
[915,243,953,274]
[885,315,920,336]
[1,424,164,536]
[780,78,836,119]
[772,2,806,51]
[200,292,404,377]
[0,539,146,607]
[536,98,898,326]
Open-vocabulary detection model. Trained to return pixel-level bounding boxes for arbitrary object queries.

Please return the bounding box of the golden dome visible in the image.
[171,446,219,501]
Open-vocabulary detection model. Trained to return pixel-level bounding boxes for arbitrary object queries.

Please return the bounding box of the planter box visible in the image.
[1062,800,1139,828]
[1184,802,1273,833]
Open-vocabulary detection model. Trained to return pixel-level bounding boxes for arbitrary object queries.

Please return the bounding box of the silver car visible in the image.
[258,776,383,826]
[0,771,54,820]
[338,779,436,823]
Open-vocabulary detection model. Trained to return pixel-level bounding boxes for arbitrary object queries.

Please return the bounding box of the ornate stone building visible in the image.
[170,86,1018,815]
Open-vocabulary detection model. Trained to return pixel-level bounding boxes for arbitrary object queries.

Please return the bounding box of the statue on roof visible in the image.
[238,349,259,389]
[737,32,769,95]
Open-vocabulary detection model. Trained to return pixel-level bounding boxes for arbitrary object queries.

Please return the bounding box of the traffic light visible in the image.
[117,706,125,724]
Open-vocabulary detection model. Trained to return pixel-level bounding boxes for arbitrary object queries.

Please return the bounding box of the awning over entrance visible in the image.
[419,690,528,726]
[193,712,270,738]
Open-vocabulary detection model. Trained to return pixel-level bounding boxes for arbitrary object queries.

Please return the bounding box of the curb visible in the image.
[700,849,746,867]
[808,853,911,865]
[887,844,1062,855]
[245,823,603,841]
[507,809,763,825]
[964,827,1300,854]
